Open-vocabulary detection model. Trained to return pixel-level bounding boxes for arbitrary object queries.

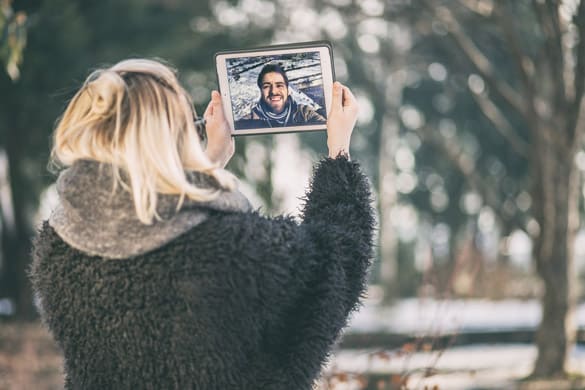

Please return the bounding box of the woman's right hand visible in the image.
[326,81,359,159]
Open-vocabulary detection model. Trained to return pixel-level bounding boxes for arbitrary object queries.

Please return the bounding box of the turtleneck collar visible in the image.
[49,160,251,259]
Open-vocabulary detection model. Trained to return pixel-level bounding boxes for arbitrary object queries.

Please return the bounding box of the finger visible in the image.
[331,81,343,110]
[340,85,357,108]
[204,90,223,119]
[211,90,222,108]
[203,99,214,119]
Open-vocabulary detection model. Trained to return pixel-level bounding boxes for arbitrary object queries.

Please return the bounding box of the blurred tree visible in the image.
[404,0,585,378]
[0,0,40,320]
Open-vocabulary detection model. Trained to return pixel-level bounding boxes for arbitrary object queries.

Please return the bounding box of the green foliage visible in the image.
[0,0,27,80]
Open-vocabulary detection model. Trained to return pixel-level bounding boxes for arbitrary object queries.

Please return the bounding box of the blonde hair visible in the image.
[51,58,237,224]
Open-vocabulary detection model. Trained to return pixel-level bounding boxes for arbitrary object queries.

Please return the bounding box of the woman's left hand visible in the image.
[203,90,234,168]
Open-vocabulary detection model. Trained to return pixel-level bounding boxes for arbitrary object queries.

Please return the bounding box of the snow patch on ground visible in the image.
[347,298,585,334]
[325,344,585,390]
[322,299,585,389]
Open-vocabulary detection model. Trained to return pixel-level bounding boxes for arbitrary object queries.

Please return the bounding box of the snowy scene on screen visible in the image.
[226,52,327,130]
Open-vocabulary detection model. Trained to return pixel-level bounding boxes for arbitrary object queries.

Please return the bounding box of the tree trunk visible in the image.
[378,115,399,303]
[531,141,578,378]
[0,145,35,320]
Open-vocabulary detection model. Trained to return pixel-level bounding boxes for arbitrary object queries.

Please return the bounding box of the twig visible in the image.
[418,124,527,233]
[493,1,535,105]
[470,90,530,158]
[422,1,531,126]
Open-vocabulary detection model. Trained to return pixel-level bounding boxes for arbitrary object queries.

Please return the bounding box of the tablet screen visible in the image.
[217,44,334,135]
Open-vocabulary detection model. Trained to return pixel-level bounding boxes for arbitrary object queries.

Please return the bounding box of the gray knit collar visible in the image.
[49,159,251,259]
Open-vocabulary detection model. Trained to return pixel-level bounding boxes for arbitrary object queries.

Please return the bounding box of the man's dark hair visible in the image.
[257,63,289,89]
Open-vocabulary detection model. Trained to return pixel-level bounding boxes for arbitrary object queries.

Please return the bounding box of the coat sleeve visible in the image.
[233,154,376,388]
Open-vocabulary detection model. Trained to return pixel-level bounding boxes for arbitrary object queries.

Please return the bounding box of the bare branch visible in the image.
[423,1,531,125]
[570,98,585,157]
[546,0,569,111]
[532,1,567,111]
[568,0,585,141]
[470,91,530,158]
[455,0,494,17]
[419,125,526,232]
[493,1,535,102]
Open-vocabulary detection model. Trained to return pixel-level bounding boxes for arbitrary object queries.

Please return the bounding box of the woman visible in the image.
[30,58,375,390]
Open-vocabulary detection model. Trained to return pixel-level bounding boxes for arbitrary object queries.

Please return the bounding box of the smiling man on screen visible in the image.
[245,63,325,127]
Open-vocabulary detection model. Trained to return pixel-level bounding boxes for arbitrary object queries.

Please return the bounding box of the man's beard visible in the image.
[257,96,293,126]
[264,94,286,114]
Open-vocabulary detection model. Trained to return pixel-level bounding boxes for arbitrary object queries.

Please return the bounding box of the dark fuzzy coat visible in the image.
[30,156,375,390]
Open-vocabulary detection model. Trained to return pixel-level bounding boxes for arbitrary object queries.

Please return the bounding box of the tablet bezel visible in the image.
[215,42,335,136]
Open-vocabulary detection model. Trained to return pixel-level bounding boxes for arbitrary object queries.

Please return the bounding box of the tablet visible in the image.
[215,41,335,136]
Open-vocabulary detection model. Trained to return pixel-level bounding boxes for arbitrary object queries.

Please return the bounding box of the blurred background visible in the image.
[2,0,585,388]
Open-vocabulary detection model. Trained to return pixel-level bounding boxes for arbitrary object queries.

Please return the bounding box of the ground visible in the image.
[2,312,585,390]
[0,322,63,390]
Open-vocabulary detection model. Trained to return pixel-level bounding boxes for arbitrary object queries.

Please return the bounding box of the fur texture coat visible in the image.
[30,156,375,390]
